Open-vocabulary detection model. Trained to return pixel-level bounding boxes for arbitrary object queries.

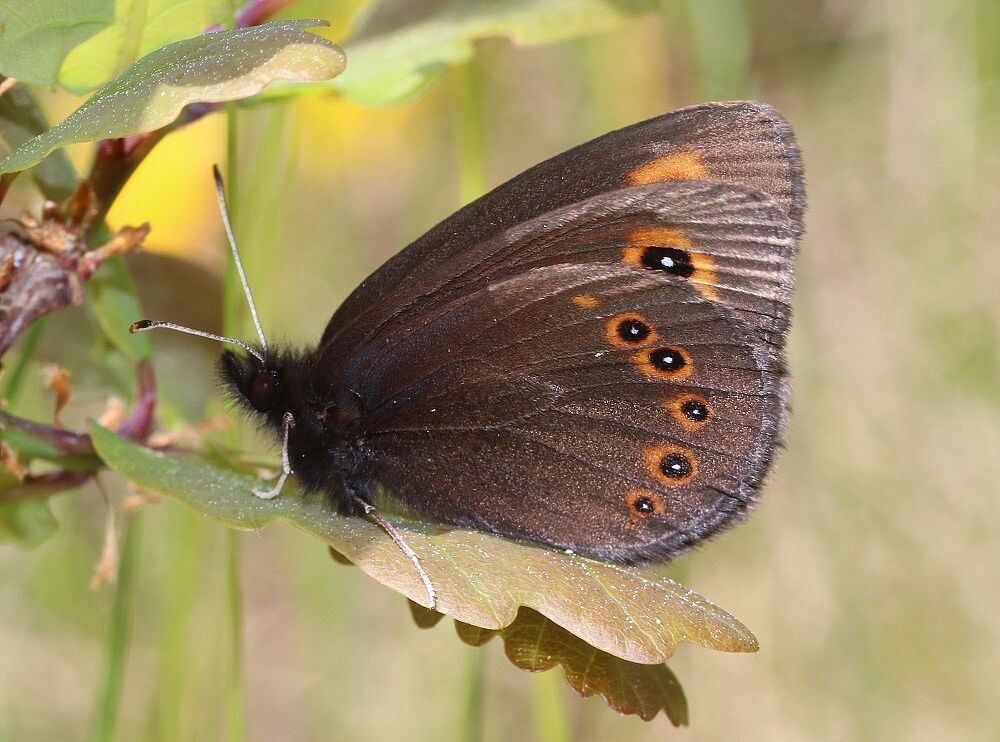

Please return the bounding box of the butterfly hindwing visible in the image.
[347,263,784,563]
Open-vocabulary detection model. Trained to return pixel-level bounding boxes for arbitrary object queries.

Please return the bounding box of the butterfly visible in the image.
[134,100,803,574]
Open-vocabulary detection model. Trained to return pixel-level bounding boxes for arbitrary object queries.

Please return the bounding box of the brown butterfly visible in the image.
[136,100,804,571]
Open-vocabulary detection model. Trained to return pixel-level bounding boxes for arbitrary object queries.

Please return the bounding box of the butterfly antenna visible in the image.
[129,320,265,362]
[353,496,437,610]
[212,164,268,354]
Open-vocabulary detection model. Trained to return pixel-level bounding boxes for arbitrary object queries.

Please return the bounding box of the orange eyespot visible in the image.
[573,294,600,309]
[604,313,658,348]
[626,489,665,523]
[643,444,698,487]
[631,345,693,381]
[622,227,691,268]
[628,151,709,185]
[666,392,713,431]
[624,228,719,301]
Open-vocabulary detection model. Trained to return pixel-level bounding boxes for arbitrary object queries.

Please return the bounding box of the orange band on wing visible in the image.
[572,294,600,309]
[627,227,692,251]
[628,151,709,185]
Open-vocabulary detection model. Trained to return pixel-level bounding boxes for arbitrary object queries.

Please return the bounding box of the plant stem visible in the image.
[223,103,246,742]
[530,671,572,742]
[93,513,141,742]
[153,511,206,741]
[225,528,245,741]
[223,106,243,337]
[461,651,487,742]
[0,318,46,404]
[682,0,752,99]
[458,61,487,203]
[457,60,489,742]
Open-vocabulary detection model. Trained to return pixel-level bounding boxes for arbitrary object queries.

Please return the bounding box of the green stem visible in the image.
[456,59,490,742]
[0,319,47,404]
[225,529,245,741]
[223,105,243,337]
[530,671,571,742]
[93,514,142,742]
[152,510,206,741]
[223,103,246,742]
[458,61,487,203]
[461,652,487,742]
[682,0,752,98]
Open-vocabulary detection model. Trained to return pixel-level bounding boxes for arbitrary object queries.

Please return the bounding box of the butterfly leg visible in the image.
[342,481,437,610]
[253,412,295,500]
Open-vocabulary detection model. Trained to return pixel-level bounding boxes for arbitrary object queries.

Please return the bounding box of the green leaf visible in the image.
[0,466,60,549]
[335,0,659,106]
[90,423,758,664]
[58,0,230,94]
[0,20,346,176]
[454,607,688,724]
[87,255,151,363]
[0,496,58,548]
[0,83,77,200]
[0,0,114,87]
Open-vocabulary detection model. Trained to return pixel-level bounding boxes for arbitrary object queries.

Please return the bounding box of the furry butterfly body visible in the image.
[219,100,804,564]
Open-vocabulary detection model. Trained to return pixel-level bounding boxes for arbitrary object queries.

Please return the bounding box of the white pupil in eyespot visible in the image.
[659,256,675,268]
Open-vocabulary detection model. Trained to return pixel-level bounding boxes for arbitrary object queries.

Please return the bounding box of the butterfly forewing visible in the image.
[321,101,803,356]
[325,180,797,377]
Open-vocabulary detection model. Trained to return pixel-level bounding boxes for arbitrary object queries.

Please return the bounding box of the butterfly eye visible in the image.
[248,369,281,412]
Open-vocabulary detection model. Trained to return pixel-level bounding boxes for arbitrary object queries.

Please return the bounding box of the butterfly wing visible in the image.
[346,262,784,563]
[329,179,798,374]
[309,103,803,562]
[322,100,803,354]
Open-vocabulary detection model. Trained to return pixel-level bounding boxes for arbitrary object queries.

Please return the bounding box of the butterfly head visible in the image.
[219,347,285,417]
[216,346,325,433]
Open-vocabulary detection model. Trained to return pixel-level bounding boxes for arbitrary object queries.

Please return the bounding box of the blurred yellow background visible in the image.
[2,1,999,740]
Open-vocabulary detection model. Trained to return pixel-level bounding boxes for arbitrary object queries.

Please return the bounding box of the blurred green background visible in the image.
[2,0,999,739]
